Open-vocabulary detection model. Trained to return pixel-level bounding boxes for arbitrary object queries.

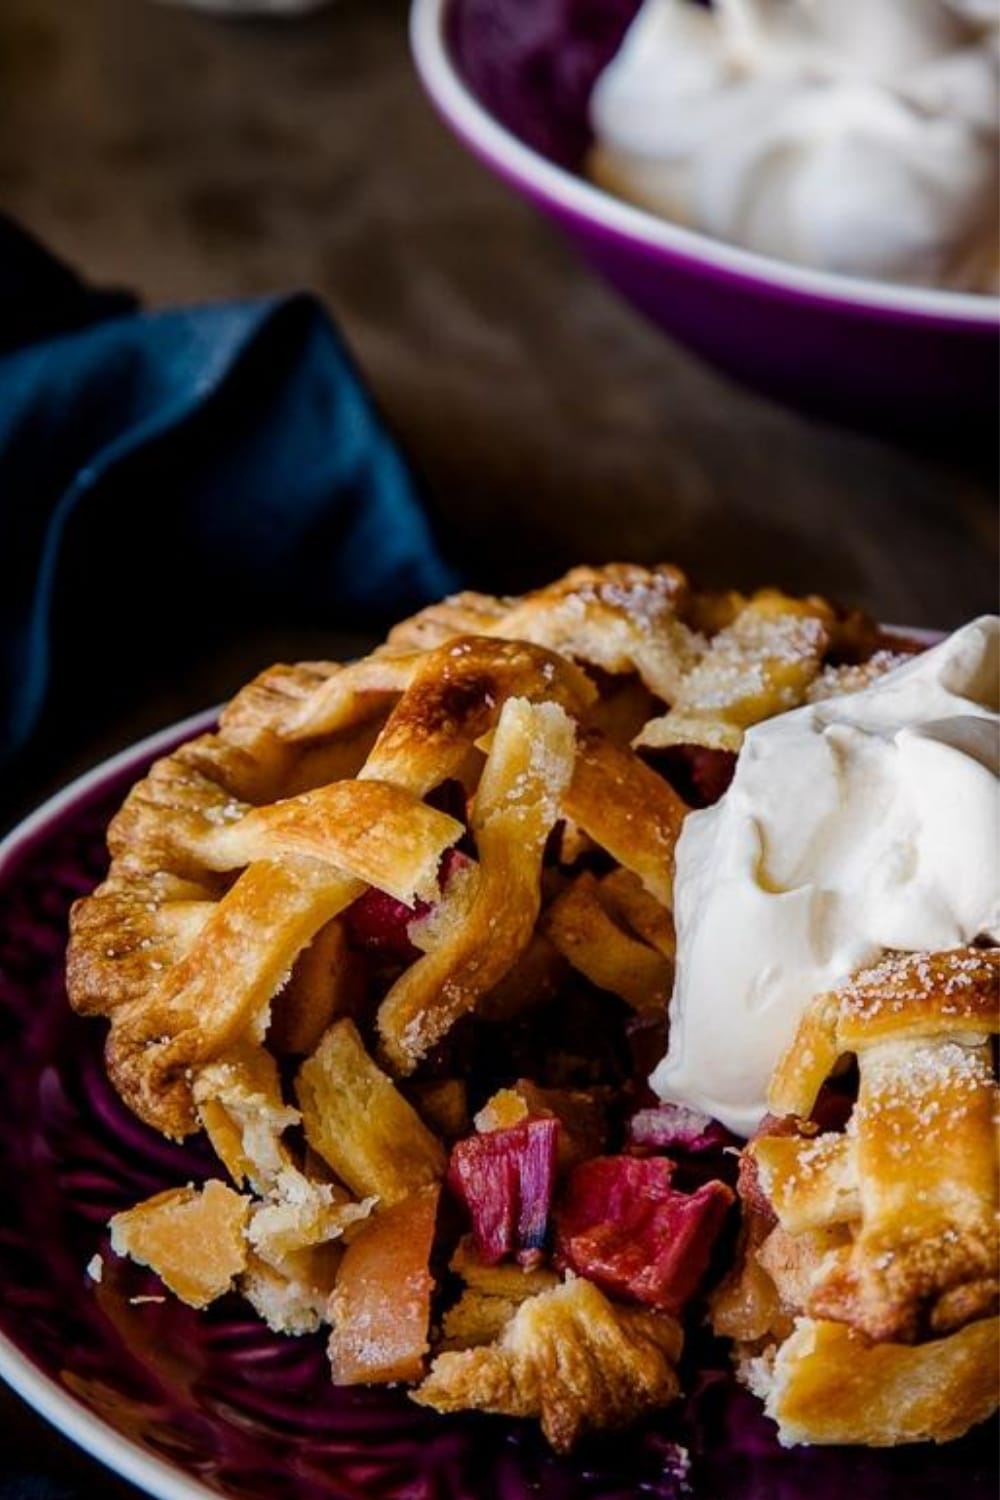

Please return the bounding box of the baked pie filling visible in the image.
[65,564,999,1454]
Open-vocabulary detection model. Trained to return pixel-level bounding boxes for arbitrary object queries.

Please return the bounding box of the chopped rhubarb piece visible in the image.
[628,1102,732,1155]
[344,848,472,962]
[654,745,736,808]
[448,1118,560,1265]
[344,883,426,962]
[516,1118,560,1257]
[811,1082,855,1134]
[455,1146,518,1265]
[554,1156,734,1314]
[328,1184,440,1385]
[474,1082,607,1170]
[512,1081,608,1169]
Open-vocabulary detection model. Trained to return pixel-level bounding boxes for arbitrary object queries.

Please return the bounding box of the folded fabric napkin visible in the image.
[0,215,460,825]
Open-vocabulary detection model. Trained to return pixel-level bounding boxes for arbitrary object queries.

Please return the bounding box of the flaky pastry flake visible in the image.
[109,1180,249,1309]
[634,592,833,753]
[414,1276,683,1453]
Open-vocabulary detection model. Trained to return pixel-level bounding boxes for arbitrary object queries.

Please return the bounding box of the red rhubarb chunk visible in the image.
[554,1155,734,1314]
[344,885,428,962]
[656,745,737,808]
[344,848,472,962]
[447,1118,560,1265]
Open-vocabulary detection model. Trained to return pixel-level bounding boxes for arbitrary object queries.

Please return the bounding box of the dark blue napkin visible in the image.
[0,214,464,1494]
[0,215,460,801]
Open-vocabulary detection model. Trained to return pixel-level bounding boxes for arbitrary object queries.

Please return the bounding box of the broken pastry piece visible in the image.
[109,1180,249,1309]
[415,1276,683,1453]
[634,591,835,754]
[713,946,1000,1446]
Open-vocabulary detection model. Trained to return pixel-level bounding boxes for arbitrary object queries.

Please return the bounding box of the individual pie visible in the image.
[67,561,988,1452]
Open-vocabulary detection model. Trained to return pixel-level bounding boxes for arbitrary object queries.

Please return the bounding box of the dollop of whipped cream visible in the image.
[651,616,1000,1137]
[589,0,1000,292]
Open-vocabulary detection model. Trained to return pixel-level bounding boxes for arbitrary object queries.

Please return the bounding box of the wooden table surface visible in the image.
[0,0,996,1493]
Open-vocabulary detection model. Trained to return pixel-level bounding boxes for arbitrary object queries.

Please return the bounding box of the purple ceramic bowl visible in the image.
[410,0,1000,441]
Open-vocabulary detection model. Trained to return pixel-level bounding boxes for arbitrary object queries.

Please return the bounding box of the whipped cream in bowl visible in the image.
[589,0,1000,293]
[652,616,1000,1137]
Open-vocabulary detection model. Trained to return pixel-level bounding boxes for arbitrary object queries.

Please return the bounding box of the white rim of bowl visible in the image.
[410,0,1000,327]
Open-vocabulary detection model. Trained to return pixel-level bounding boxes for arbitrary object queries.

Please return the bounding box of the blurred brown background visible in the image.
[2,0,996,624]
[0,1,996,1491]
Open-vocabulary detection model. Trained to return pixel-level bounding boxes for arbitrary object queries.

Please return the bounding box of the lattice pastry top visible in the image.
[68,563,877,1141]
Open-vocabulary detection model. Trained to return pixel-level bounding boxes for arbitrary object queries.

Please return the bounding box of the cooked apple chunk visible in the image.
[414,1276,683,1452]
[328,1184,440,1384]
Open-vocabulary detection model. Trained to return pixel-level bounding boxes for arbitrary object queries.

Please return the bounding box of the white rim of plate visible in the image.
[0,706,219,1500]
[410,0,1000,327]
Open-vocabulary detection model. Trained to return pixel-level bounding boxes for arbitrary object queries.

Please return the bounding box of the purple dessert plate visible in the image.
[411,0,1000,441]
[0,705,995,1500]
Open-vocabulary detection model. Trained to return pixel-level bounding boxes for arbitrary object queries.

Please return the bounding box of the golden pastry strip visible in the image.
[595,867,676,959]
[811,1035,998,1341]
[562,729,686,906]
[542,870,672,1016]
[753,1315,1000,1449]
[215,663,391,802]
[768,947,1000,1119]
[386,589,513,650]
[358,636,594,796]
[297,1018,446,1205]
[219,659,342,745]
[376,698,577,1072]
[201,779,463,903]
[758,947,1000,1343]
[284,647,425,741]
[106,857,362,1138]
[753,1133,860,1235]
[483,563,702,703]
[386,564,700,703]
